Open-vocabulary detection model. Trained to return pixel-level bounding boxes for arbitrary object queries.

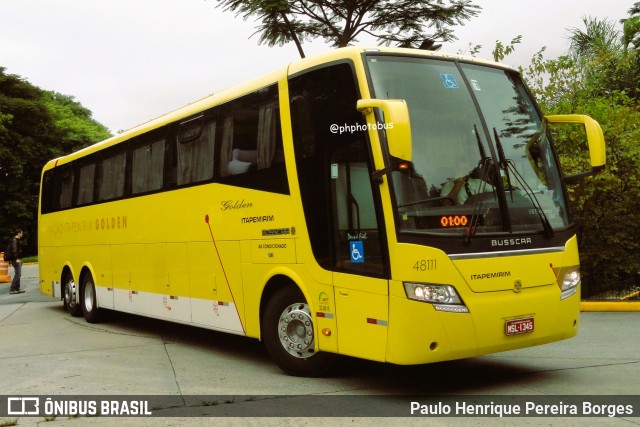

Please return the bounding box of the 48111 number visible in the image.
[413,259,437,271]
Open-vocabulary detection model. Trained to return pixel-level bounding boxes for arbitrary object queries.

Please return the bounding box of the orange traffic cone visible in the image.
[0,252,12,283]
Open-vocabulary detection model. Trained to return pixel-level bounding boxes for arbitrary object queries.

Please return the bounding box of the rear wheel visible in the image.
[81,274,102,323]
[262,286,337,377]
[63,274,81,317]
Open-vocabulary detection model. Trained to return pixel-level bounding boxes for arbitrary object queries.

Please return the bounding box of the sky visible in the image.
[0,0,633,134]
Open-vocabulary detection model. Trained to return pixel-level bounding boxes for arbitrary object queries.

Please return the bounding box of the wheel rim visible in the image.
[84,280,95,312]
[277,302,315,358]
[64,280,77,310]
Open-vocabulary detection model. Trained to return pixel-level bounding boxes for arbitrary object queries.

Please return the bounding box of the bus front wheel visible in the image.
[81,274,102,323]
[262,286,337,377]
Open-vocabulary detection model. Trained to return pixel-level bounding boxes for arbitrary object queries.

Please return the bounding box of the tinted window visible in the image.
[59,167,74,209]
[132,137,165,194]
[40,85,289,215]
[77,163,96,205]
[177,116,216,186]
[98,151,126,201]
[218,85,288,194]
[40,170,55,213]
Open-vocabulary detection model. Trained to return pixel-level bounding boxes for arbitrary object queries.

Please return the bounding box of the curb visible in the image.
[581,301,640,312]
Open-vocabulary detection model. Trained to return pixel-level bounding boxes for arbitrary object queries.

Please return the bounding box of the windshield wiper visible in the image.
[493,129,554,238]
[464,156,493,243]
[465,125,493,243]
[494,128,514,200]
[474,124,488,161]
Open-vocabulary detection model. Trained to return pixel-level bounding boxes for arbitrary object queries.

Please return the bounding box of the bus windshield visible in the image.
[366,55,569,236]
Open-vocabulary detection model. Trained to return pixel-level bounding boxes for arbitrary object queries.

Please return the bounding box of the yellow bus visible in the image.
[38,47,606,376]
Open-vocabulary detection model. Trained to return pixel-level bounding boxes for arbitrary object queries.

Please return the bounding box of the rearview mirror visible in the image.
[546,114,606,183]
[357,99,412,162]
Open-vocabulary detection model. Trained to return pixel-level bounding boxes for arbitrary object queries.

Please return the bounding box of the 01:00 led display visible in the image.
[440,215,469,228]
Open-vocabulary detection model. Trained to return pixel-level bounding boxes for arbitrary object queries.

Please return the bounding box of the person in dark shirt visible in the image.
[6,229,24,294]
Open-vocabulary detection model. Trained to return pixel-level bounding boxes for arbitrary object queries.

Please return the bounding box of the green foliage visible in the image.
[216,0,481,58]
[622,2,640,51]
[516,16,640,300]
[568,16,620,57]
[0,67,111,255]
[561,97,640,299]
[522,51,584,111]
[43,91,111,153]
[491,35,522,62]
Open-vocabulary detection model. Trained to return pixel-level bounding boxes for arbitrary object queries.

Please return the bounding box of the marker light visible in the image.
[403,283,469,313]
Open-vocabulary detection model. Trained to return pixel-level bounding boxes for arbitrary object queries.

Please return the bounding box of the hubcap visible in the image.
[277,303,315,358]
[64,281,76,308]
[84,281,94,312]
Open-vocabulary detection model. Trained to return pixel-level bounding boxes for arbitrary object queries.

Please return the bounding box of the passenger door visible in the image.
[331,137,389,361]
[289,62,389,361]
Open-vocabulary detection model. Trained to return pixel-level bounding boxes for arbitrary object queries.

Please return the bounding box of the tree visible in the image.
[567,16,620,57]
[518,17,640,300]
[622,1,640,51]
[0,67,110,255]
[565,16,640,100]
[43,91,111,153]
[216,0,481,58]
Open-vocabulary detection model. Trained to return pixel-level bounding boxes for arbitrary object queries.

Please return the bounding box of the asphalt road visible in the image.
[1,264,639,426]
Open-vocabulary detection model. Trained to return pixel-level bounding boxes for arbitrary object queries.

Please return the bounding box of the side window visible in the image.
[218,85,288,194]
[98,150,127,201]
[41,170,56,214]
[59,167,74,210]
[177,115,216,186]
[77,163,96,206]
[132,136,165,194]
[40,85,290,213]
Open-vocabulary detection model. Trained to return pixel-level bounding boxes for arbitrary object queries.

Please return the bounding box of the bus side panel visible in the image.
[237,263,263,339]
[190,240,245,334]
[86,245,113,309]
[333,272,389,362]
[139,242,191,323]
[112,244,146,314]
[189,241,219,324]
[38,245,57,297]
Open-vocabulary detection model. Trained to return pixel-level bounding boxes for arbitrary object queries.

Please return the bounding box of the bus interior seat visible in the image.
[228,148,257,175]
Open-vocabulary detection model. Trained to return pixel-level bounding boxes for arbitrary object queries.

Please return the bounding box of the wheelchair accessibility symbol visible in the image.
[350,241,364,263]
[440,73,459,89]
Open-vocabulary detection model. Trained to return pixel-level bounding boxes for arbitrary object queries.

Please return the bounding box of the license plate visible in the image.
[505,317,534,336]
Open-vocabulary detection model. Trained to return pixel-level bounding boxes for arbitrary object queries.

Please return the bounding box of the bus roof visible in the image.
[44,46,512,170]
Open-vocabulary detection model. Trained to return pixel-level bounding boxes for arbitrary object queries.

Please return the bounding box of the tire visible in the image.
[81,273,102,323]
[262,286,337,377]
[63,274,82,317]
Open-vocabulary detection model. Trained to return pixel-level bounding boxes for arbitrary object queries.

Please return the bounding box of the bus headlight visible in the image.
[403,283,469,313]
[560,268,580,300]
